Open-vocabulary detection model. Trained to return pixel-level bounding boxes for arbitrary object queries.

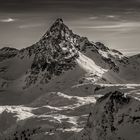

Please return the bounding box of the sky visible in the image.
[0,0,140,56]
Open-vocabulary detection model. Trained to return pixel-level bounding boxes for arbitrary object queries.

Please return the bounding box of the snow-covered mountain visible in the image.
[0,18,139,93]
[0,18,140,140]
[129,53,140,65]
[73,91,140,140]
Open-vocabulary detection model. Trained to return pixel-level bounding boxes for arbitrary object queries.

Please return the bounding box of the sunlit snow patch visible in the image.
[0,106,35,121]
[76,52,107,76]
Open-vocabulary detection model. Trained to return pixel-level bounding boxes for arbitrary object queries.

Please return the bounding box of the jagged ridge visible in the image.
[74,91,140,140]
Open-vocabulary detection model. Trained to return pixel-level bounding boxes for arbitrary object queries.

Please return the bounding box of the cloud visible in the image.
[119,49,140,56]
[18,23,44,29]
[106,15,116,18]
[77,22,140,30]
[123,50,140,56]
[0,18,15,23]
[89,16,98,20]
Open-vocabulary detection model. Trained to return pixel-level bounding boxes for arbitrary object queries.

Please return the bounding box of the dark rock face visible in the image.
[95,91,131,135]
[101,57,120,72]
[95,42,109,52]
[0,47,19,61]
[98,91,131,105]
[24,19,80,87]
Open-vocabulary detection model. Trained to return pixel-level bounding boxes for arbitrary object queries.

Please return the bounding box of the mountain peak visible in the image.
[55,18,63,24]
[50,18,64,29]
[49,18,66,32]
[40,18,75,44]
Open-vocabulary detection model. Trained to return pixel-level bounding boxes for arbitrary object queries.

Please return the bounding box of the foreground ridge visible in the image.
[74,91,140,140]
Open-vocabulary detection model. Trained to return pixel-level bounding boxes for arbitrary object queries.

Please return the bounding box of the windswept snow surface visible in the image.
[76,52,107,76]
[0,106,35,120]
[0,89,97,139]
[1,84,140,140]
